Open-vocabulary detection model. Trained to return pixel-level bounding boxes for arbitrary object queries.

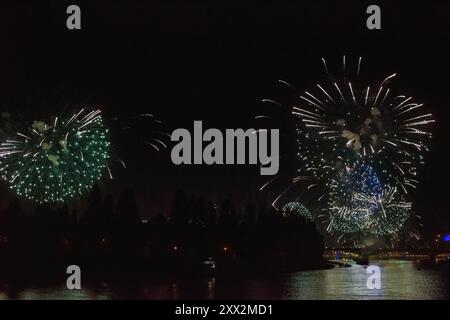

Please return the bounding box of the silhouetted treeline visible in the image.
[0,187,324,285]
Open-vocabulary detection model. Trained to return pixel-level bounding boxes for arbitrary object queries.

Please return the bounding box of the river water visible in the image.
[1,260,449,300]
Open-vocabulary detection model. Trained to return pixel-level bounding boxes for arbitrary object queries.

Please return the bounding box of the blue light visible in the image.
[443,234,450,242]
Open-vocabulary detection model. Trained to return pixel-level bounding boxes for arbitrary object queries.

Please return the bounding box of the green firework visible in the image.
[0,109,111,203]
[282,202,313,221]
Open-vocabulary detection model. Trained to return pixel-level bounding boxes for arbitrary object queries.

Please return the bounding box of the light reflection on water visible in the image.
[1,260,449,300]
[282,260,449,300]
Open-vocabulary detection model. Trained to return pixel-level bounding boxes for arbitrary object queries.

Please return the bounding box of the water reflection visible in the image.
[1,260,449,300]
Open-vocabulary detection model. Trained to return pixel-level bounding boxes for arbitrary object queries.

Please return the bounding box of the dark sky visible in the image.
[0,1,449,233]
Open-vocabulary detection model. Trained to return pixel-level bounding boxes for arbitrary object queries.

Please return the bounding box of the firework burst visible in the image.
[0,109,111,203]
[282,201,313,221]
[259,56,433,244]
[293,56,434,194]
[322,162,411,240]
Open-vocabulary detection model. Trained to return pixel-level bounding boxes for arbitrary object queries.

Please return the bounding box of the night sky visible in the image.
[0,1,449,234]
